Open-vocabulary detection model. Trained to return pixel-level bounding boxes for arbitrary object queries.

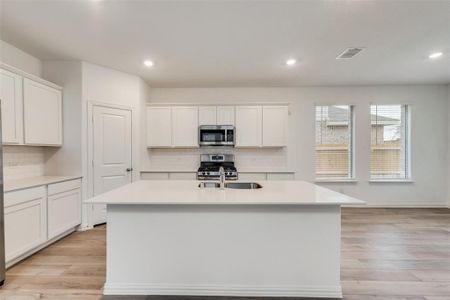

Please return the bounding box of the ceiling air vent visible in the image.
[336,47,364,59]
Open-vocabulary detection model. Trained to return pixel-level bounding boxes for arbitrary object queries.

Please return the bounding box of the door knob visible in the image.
[126,168,133,172]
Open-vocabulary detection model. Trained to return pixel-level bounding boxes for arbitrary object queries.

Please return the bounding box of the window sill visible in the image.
[369,179,414,183]
[315,179,358,183]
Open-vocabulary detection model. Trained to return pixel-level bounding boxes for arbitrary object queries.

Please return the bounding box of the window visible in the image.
[370,105,410,180]
[315,105,354,180]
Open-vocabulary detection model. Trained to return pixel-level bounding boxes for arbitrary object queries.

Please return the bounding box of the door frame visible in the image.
[86,100,134,227]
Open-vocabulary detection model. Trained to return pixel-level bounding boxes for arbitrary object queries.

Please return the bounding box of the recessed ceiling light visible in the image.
[286,59,296,66]
[429,52,443,59]
[143,60,154,67]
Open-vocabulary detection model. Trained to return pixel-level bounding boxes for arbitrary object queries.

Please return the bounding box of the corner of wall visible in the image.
[0,39,42,76]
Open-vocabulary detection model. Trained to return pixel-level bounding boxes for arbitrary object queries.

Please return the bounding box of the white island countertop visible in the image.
[86,180,364,205]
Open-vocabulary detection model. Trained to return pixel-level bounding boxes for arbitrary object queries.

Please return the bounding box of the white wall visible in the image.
[448,84,450,207]
[146,86,449,207]
[0,40,42,76]
[81,62,150,227]
[42,61,83,176]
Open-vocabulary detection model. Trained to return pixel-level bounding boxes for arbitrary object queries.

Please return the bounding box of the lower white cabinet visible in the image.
[4,186,47,263]
[47,180,82,239]
[3,179,81,266]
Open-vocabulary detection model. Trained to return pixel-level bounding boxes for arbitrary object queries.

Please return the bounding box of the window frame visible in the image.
[314,104,356,182]
[369,104,412,182]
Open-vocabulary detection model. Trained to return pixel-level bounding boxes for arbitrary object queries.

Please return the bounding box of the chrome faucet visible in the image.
[219,166,225,189]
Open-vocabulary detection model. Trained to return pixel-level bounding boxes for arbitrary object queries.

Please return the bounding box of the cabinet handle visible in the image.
[126,168,133,172]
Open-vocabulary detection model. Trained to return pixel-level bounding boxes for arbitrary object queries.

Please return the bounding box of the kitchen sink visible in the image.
[198,182,221,188]
[224,182,263,189]
[198,182,263,189]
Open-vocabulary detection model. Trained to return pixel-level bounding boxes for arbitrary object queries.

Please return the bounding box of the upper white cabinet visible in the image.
[147,104,287,149]
[0,64,63,146]
[235,106,263,147]
[147,106,198,148]
[172,106,198,148]
[0,68,23,144]
[198,106,235,125]
[199,106,217,125]
[262,106,288,147]
[147,106,172,147]
[23,78,63,146]
[217,106,235,125]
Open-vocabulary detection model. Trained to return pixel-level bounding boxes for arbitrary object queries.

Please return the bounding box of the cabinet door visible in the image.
[23,78,62,145]
[47,187,81,239]
[0,69,23,144]
[235,106,262,147]
[147,106,172,147]
[198,106,216,125]
[4,187,47,263]
[172,106,198,148]
[262,105,288,147]
[217,106,235,125]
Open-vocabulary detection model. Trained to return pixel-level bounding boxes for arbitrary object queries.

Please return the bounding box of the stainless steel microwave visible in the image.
[199,125,235,146]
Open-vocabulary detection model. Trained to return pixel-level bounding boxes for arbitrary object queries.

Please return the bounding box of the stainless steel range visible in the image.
[197,154,238,181]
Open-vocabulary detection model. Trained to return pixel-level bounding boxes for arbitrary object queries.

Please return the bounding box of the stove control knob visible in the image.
[206,172,210,175]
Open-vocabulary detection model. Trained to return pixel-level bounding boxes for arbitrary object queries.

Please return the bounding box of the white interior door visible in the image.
[92,105,132,225]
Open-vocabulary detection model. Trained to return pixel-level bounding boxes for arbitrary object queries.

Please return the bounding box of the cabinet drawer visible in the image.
[48,179,81,196]
[4,186,46,208]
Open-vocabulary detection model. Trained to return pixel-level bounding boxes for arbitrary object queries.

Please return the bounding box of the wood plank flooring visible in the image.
[0,208,449,300]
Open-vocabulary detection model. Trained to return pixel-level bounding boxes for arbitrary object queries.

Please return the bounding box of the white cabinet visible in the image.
[235,106,262,147]
[47,179,82,239]
[0,68,23,144]
[172,106,198,147]
[199,106,217,125]
[217,106,235,125]
[147,106,198,148]
[198,106,235,125]
[147,104,287,148]
[4,186,47,263]
[262,106,288,147]
[147,106,172,147]
[23,78,62,145]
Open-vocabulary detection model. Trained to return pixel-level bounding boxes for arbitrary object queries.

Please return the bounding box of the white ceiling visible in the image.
[1,0,449,87]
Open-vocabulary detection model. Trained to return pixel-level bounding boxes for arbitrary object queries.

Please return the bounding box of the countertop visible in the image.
[4,175,82,192]
[85,179,364,205]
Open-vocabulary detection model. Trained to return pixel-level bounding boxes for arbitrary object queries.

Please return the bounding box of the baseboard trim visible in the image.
[103,283,343,298]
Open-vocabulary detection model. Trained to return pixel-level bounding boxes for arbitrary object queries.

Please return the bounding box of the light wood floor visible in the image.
[0,208,449,300]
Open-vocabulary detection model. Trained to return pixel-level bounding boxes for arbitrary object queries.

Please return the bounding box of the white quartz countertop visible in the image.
[4,175,82,192]
[85,179,364,205]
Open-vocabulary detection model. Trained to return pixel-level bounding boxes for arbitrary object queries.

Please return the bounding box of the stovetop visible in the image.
[197,154,238,180]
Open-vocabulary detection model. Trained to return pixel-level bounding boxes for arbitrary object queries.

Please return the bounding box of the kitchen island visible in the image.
[86,180,364,298]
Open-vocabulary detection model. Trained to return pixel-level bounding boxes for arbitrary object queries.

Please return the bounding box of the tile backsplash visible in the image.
[2,146,46,180]
[143,147,288,171]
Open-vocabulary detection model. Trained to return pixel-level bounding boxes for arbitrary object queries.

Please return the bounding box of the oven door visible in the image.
[199,128,227,146]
